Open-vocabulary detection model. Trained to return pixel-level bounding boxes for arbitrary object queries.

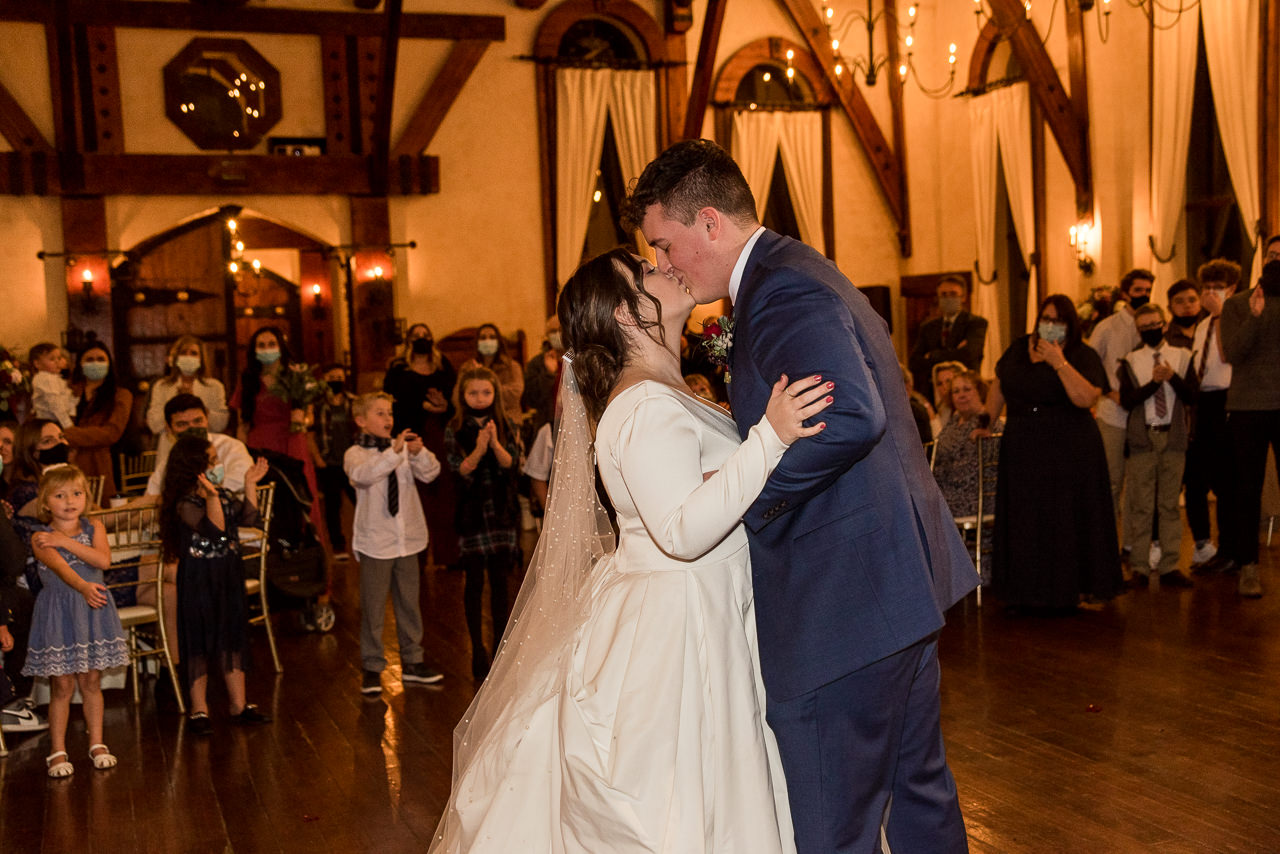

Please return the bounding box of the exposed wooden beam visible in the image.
[1063,0,1091,216]
[0,78,50,152]
[987,0,1092,216]
[775,0,907,254]
[369,0,403,197]
[1260,0,1279,239]
[0,2,505,41]
[80,25,124,154]
[681,0,728,141]
[966,20,1001,93]
[321,35,354,156]
[0,153,440,196]
[393,39,490,156]
[882,0,910,257]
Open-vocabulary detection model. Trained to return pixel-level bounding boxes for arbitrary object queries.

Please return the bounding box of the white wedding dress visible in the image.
[429,378,796,854]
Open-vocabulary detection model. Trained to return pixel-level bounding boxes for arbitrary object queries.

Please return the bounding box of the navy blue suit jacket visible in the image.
[728,231,978,701]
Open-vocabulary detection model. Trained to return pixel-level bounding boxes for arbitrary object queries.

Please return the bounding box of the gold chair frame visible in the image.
[240,483,281,673]
[117,451,159,497]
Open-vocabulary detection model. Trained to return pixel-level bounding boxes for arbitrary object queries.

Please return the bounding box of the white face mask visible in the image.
[176,355,201,375]
[477,339,499,357]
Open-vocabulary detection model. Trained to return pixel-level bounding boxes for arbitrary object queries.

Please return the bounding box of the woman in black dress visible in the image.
[980,295,1122,611]
[382,323,459,568]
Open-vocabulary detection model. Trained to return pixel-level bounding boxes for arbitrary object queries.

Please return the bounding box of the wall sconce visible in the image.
[1069,223,1095,275]
[310,282,325,319]
[67,257,109,315]
[370,265,385,281]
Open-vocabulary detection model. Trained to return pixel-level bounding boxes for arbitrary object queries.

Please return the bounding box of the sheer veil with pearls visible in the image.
[428,354,615,852]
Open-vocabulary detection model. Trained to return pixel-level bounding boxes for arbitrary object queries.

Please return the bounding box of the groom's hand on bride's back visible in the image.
[766,374,834,445]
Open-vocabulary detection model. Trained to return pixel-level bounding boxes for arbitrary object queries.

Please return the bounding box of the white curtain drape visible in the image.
[732,110,781,220]
[776,111,825,253]
[993,84,1038,334]
[1201,0,1263,279]
[607,70,657,189]
[555,68,611,286]
[967,94,1004,371]
[1148,4,1199,264]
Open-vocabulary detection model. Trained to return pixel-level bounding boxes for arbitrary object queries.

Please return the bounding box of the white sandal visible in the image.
[46,751,74,778]
[88,743,117,770]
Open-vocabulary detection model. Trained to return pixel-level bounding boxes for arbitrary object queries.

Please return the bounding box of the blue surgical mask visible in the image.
[205,464,225,485]
[1037,321,1067,343]
[82,362,109,381]
[255,348,281,365]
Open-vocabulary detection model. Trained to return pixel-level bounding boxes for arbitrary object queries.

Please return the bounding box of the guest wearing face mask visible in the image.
[521,315,564,435]
[313,364,357,559]
[459,323,524,428]
[978,295,1122,612]
[383,323,458,569]
[63,343,133,501]
[230,326,325,539]
[146,336,230,458]
[908,276,988,405]
[1164,279,1205,350]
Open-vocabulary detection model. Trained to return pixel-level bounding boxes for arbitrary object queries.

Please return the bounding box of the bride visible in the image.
[428,248,832,853]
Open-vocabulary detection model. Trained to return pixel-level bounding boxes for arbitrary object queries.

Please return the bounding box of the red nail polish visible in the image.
[819,422,827,430]
[826,396,833,403]
[826,382,834,389]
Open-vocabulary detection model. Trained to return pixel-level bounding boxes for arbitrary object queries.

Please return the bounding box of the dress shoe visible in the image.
[1238,564,1262,598]
[1158,570,1194,588]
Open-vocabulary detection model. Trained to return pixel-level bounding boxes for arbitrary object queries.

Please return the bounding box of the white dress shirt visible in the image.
[344,442,441,560]
[728,226,767,305]
[1089,310,1139,428]
[1190,315,1232,392]
[146,431,253,496]
[1122,344,1191,427]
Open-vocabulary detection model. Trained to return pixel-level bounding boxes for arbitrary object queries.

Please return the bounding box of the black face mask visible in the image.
[179,426,209,440]
[411,337,433,355]
[37,443,69,466]
[465,404,495,423]
[327,380,345,395]
[1128,294,1150,310]
[1139,329,1165,348]
[1171,315,1197,328]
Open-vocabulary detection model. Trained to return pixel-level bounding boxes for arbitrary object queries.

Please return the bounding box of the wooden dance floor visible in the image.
[2,528,1279,853]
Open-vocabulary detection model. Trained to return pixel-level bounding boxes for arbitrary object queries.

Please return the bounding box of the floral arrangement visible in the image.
[0,347,31,414]
[268,363,325,430]
[700,315,734,381]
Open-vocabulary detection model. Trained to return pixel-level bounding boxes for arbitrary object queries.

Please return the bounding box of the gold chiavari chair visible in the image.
[239,483,281,673]
[117,451,158,497]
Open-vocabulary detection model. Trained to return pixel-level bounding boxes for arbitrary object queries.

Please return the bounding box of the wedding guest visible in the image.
[521,315,563,434]
[0,420,16,500]
[314,364,357,559]
[1164,279,1205,349]
[908,275,988,404]
[930,359,967,437]
[1117,304,1197,588]
[0,482,44,735]
[382,323,458,569]
[982,295,1122,611]
[1077,284,1119,338]
[145,335,230,457]
[459,323,524,428]
[900,362,933,447]
[64,343,132,501]
[28,342,75,428]
[8,420,69,513]
[445,366,520,679]
[1221,253,1280,598]
[932,371,999,518]
[685,372,718,404]
[1186,259,1243,573]
[230,326,324,537]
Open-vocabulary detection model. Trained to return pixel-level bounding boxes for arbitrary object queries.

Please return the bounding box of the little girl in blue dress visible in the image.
[23,464,129,777]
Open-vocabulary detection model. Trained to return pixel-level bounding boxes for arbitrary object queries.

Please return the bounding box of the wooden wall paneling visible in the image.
[987,0,1092,216]
[392,39,490,156]
[321,35,353,156]
[1261,0,1278,240]
[681,0,727,141]
[774,0,908,255]
[0,3,505,42]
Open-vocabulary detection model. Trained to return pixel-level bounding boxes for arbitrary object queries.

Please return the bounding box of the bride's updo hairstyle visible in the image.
[558,247,665,421]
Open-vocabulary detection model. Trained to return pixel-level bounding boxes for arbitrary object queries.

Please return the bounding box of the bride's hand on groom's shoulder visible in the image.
[766,374,834,445]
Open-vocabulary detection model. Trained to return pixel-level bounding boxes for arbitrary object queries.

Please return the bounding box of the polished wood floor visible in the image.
[2,523,1279,853]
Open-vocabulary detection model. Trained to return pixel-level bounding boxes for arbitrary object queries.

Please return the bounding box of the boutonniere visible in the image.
[700,315,734,382]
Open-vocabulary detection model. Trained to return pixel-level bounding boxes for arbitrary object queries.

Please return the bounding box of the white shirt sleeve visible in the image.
[522,423,554,481]
[612,393,788,560]
[410,446,442,484]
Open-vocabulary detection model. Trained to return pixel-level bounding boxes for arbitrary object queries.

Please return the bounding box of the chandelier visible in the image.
[820,1,958,98]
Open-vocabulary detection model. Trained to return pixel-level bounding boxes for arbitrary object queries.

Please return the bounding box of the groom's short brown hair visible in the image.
[621,139,758,232]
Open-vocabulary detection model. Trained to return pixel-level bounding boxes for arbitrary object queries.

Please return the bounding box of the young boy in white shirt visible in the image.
[29,343,75,428]
[344,392,443,695]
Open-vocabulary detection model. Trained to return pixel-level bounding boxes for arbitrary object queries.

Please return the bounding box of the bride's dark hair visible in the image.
[557,248,665,421]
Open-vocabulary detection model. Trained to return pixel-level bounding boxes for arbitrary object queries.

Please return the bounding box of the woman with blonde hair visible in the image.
[459,323,524,427]
[146,335,229,454]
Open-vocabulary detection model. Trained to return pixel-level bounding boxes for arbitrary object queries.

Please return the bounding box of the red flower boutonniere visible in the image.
[701,315,734,382]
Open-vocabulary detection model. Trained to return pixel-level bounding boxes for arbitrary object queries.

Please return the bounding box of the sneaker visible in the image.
[1238,564,1262,598]
[1148,542,1162,568]
[1,701,49,733]
[402,663,444,685]
[361,670,383,695]
[1192,540,1218,566]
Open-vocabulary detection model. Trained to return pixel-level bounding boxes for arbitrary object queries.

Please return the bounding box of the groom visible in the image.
[624,140,976,853]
